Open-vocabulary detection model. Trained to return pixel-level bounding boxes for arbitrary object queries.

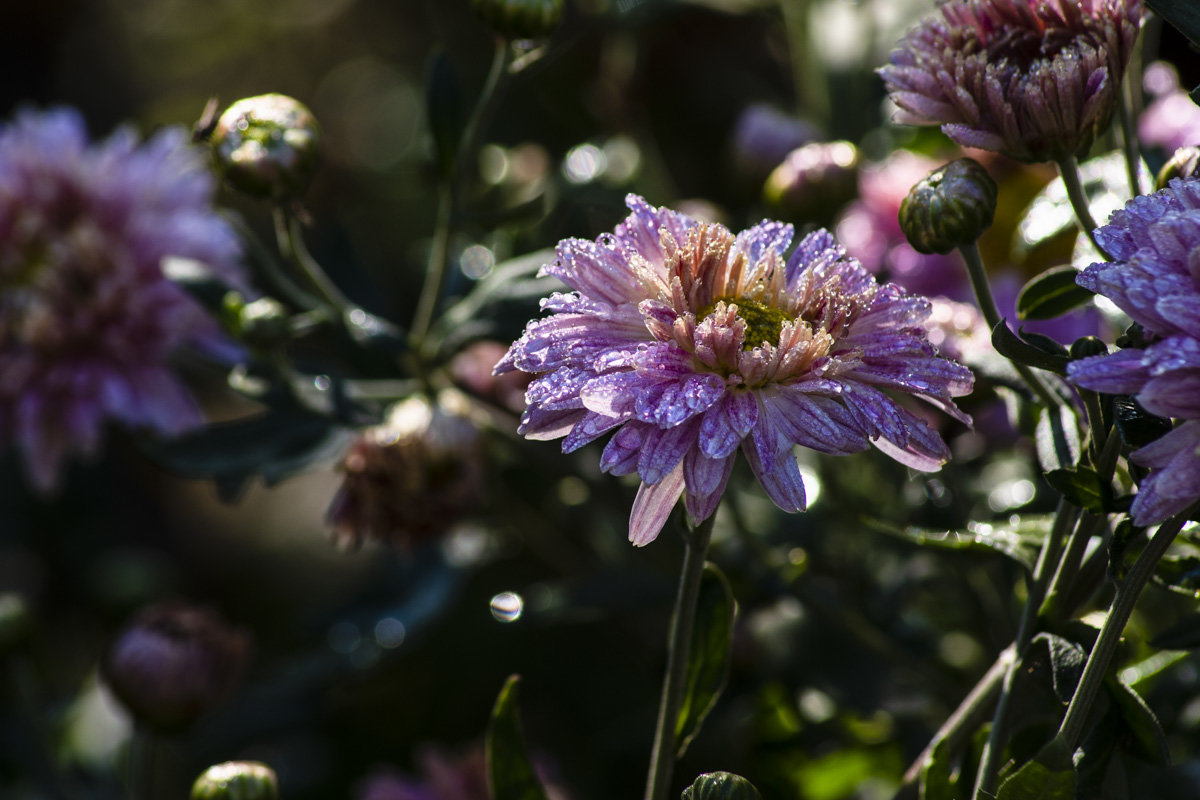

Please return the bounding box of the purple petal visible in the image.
[741,432,806,513]
[1067,349,1151,395]
[698,390,758,459]
[683,449,735,523]
[760,387,869,455]
[638,418,701,484]
[629,464,685,546]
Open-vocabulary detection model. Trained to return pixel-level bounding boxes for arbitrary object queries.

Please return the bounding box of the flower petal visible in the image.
[629,463,685,546]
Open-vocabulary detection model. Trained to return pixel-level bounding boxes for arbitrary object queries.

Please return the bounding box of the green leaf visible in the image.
[1044,466,1108,513]
[1113,397,1173,451]
[863,515,1053,570]
[1105,678,1170,765]
[486,676,550,800]
[919,735,962,800]
[681,772,763,800]
[995,758,1076,800]
[1016,266,1094,321]
[1028,633,1086,704]
[675,563,737,757]
[1148,0,1200,47]
[1035,405,1082,474]
[991,320,1071,375]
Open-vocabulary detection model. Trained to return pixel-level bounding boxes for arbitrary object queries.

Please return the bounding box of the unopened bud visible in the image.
[101,603,250,732]
[212,94,320,199]
[899,158,997,255]
[1156,146,1200,192]
[1069,336,1108,360]
[470,0,564,39]
[191,762,279,800]
[682,772,763,800]
[763,140,859,225]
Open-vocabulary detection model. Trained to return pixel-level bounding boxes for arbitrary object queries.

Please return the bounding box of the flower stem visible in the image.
[412,38,511,350]
[902,644,1012,786]
[957,243,1061,410]
[273,206,354,313]
[1049,511,1191,757]
[644,512,717,800]
[130,726,158,800]
[1055,157,1109,259]
[973,500,1079,798]
[1115,82,1143,198]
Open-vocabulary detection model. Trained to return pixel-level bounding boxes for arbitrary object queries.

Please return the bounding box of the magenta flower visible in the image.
[496,195,974,545]
[0,108,244,491]
[879,0,1142,163]
[1067,178,1200,524]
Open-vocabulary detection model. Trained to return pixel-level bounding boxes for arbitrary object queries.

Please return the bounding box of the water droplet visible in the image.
[313,375,331,391]
[460,244,495,279]
[563,143,606,184]
[374,617,406,649]
[490,591,524,623]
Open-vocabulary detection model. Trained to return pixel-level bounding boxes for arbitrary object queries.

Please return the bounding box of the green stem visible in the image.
[1050,512,1191,756]
[973,500,1079,798]
[1055,157,1110,259]
[130,726,158,800]
[1115,83,1143,198]
[644,513,717,800]
[412,38,511,349]
[903,644,1012,785]
[957,243,1061,410]
[273,206,354,313]
[1040,512,1106,624]
[779,0,828,127]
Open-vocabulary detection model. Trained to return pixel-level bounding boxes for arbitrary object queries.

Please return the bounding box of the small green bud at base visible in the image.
[470,0,564,39]
[191,762,279,800]
[1069,336,1108,360]
[682,772,763,800]
[899,158,998,255]
[1156,146,1200,192]
[212,94,320,200]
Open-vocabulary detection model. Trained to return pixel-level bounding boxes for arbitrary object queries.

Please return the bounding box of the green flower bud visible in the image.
[212,94,320,199]
[763,140,860,226]
[898,158,998,255]
[1069,335,1108,360]
[191,762,279,800]
[0,592,31,652]
[470,0,564,39]
[1155,146,1200,192]
[682,772,763,800]
[236,296,291,349]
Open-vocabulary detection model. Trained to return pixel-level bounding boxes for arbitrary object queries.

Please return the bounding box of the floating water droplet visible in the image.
[313,375,331,391]
[490,591,524,623]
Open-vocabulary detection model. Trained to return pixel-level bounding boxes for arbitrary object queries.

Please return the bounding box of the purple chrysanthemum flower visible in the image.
[1067,177,1200,524]
[0,108,245,491]
[496,195,974,546]
[879,0,1142,163]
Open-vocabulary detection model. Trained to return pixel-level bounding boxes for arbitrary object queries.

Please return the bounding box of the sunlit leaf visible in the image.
[1035,405,1082,474]
[863,516,1053,570]
[1016,266,1094,321]
[991,320,1071,375]
[486,676,550,800]
[919,735,962,800]
[1044,466,1109,514]
[675,563,737,757]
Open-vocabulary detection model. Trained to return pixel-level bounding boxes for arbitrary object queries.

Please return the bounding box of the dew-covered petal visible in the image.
[741,432,806,513]
[629,463,686,547]
[633,372,726,428]
[600,423,647,475]
[638,418,702,484]
[684,450,735,523]
[698,390,758,459]
[1067,348,1151,395]
[760,386,870,455]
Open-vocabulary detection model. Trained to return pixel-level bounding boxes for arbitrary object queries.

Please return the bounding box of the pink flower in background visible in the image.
[0,108,245,490]
[1138,62,1200,153]
[497,195,973,546]
[837,151,966,300]
[880,0,1142,163]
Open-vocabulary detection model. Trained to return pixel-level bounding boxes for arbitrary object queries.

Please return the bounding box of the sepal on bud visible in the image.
[191,762,279,800]
[212,94,320,199]
[899,158,997,255]
[682,772,763,800]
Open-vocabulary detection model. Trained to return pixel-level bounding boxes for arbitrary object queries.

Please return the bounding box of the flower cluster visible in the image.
[497,195,974,545]
[879,0,1142,163]
[0,108,244,490]
[1068,177,1200,524]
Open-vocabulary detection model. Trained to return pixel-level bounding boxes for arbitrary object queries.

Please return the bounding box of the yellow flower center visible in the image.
[699,296,793,350]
